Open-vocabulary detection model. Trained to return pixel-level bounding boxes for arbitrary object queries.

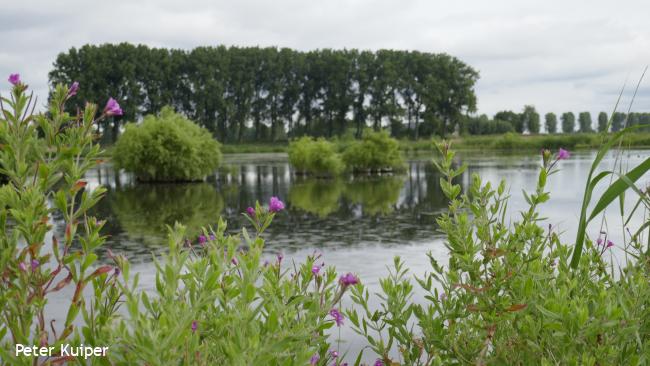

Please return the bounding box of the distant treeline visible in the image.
[467,106,650,135]
[49,43,478,143]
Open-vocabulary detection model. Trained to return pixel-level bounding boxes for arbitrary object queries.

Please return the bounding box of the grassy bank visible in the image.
[98,132,650,158]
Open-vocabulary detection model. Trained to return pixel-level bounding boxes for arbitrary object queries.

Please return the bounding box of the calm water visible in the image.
[47,149,649,361]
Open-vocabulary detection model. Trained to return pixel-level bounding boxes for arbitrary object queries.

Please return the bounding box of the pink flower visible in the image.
[596,238,603,246]
[339,272,359,286]
[312,265,321,276]
[231,257,239,266]
[606,240,614,248]
[103,98,123,116]
[18,262,27,272]
[557,148,570,160]
[8,73,20,85]
[310,354,320,365]
[269,196,285,213]
[330,350,339,358]
[31,259,40,271]
[374,360,384,366]
[329,308,344,326]
[246,207,255,216]
[198,235,207,246]
[191,320,198,333]
[68,81,79,97]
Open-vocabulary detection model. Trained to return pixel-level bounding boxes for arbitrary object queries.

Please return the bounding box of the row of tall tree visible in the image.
[48,43,479,143]
[466,107,650,135]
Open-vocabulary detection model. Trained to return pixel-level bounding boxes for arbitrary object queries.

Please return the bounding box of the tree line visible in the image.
[466,106,650,135]
[48,43,479,143]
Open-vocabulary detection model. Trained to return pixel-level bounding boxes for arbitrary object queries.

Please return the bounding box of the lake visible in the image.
[48,149,649,361]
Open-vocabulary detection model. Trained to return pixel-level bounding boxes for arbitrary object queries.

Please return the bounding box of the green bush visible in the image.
[113,106,222,182]
[341,130,405,172]
[288,137,344,176]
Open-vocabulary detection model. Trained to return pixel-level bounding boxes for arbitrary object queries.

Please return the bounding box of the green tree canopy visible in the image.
[545,112,558,134]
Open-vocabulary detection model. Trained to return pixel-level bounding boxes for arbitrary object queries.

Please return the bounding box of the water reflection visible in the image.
[109,183,224,243]
[83,159,449,261]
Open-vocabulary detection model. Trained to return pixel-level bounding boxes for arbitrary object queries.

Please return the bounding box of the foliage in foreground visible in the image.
[0,77,355,366]
[113,106,222,182]
[348,142,650,365]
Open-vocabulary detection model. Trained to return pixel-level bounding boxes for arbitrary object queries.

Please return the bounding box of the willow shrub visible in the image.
[113,106,221,182]
[341,130,405,173]
[288,137,344,176]
[348,142,650,365]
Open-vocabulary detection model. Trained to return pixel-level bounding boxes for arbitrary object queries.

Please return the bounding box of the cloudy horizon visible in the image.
[1,0,649,121]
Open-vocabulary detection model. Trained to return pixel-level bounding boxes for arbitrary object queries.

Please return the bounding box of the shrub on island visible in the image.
[113,106,221,182]
[288,137,344,176]
[341,130,405,173]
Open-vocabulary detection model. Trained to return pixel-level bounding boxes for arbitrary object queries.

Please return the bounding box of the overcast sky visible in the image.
[1,0,649,118]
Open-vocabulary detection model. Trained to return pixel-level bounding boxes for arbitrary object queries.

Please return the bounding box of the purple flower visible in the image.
[596,238,603,246]
[231,257,239,266]
[312,265,321,276]
[30,259,40,271]
[277,253,284,264]
[198,235,207,245]
[209,234,215,241]
[439,292,448,302]
[310,354,320,365]
[339,272,359,286]
[114,267,121,277]
[8,73,20,86]
[246,207,255,217]
[606,240,614,248]
[329,350,339,358]
[557,148,570,160]
[191,320,198,333]
[374,360,384,366]
[269,196,285,213]
[329,308,344,326]
[103,98,123,116]
[68,81,79,97]
[18,262,27,272]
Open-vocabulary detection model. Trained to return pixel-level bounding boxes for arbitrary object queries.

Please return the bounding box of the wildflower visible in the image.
[310,354,320,365]
[246,206,255,217]
[330,350,339,358]
[263,260,269,267]
[231,257,239,266]
[596,238,603,246]
[18,262,27,272]
[103,98,123,116]
[606,240,614,248]
[191,320,198,333]
[374,359,384,366]
[209,234,215,241]
[8,73,20,85]
[312,264,321,276]
[329,308,344,326]
[114,267,121,277]
[439,292,448,302]
[68,81,79,97]
[31,259,40,271]
[339,272,359,286]
[269,196,285,213]
[277,253,284,264]
[557,148,570,160]
[198,234,207,245]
